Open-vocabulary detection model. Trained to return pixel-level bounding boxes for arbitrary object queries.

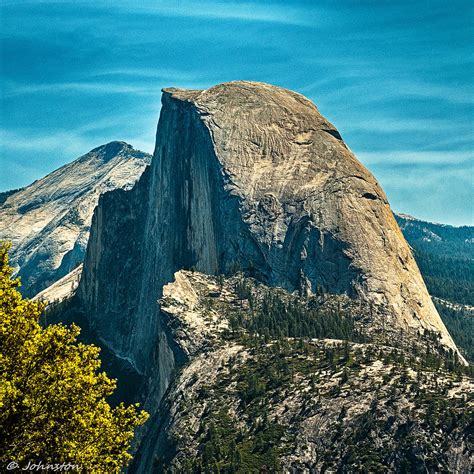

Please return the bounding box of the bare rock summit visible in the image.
[75,82,462,418]
[158,81,458,350]
[0,141,151,296]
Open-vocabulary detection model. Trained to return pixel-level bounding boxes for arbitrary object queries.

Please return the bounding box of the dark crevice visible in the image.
[322,129,343,141]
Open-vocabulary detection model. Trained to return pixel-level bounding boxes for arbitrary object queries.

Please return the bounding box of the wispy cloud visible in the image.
[7,0,318,27]
[100,1,318,27]
[0,129,93,155]
[341,117,468,134]
[92,68,200,82]
[369,158,473,226]
[393,80,474,106]
[0,106,158,152]
[1,123,156,189]
[315,79,474,109]
[3,81,162,98]
[3,74,213,98]
[357,151,473,167]
[1,0,472,224]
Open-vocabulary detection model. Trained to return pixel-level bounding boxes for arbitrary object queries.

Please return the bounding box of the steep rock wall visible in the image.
[160,82,457,349]
[77,81,461,417]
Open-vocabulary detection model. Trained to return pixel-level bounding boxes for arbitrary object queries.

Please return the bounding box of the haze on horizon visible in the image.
[0,0,473,225]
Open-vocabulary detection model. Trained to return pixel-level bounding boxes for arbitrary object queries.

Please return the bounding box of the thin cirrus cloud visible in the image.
[0,0,472,225]
[1,125,157,191]
[357,151,473,167]
[0,129,91,154]
[373,162,473,227]
[94,0,318,26]
[3,82,162,98]
[92,68,202,82]
[7,0,318,27]
[3,71,214,99]
[312,79,474,109]
[340,117,468,134]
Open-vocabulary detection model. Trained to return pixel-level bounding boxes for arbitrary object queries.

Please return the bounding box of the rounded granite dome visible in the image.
[157,81,458,355]
[163,80,386,207]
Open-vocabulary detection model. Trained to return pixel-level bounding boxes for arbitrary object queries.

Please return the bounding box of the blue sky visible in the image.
[1,0,473,225]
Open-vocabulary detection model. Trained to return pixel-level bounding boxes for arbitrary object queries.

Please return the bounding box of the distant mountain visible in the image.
[50,82,467,471]
[396,213,473,305]
[7,82,472,471]
[0,141,151,297]
[396,213,473,256]
[396,213,474,361]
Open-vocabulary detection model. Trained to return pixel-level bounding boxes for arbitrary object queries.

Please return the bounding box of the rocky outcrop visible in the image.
[78,82,459,371]
[72,81,466,467]
[131,271,473,473]
[33,264,82,306]
[159,83,455,345]
[0,141,151,296]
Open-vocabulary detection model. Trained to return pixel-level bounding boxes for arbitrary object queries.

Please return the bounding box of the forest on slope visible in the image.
[397,214,474,361]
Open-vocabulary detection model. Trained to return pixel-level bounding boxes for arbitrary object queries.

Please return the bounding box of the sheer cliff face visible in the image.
[0,141,151,297]
[162,82,452,340]
[78,81,460,391]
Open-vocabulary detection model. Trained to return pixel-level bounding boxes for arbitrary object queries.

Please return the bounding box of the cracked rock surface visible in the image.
[79,82,460,380]
[70,82,467,467]
[163,82,455,346]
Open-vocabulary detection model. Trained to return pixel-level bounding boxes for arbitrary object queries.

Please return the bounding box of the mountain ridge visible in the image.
[64,81,468,467]
[0,141,151,296]
[2,82,472,470]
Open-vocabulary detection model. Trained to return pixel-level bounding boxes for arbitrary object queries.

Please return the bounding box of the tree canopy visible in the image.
[0,242,148,472]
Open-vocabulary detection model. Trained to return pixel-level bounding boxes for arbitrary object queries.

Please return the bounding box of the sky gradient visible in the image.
[1,0,473,225]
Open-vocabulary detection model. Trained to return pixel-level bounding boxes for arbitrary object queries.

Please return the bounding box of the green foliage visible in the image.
[0,242,148,472]
[396,215,474,260]
[228,277,363,343]
[172,270,473,472]
[189,406,282,473]
[184,335,373,473]
[415,251,474,305]
[188,332,472,473]
[435,301,474,363]
[396,215,474,361]
[329,372,472,473]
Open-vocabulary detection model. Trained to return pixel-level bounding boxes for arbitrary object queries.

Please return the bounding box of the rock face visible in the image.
[78,82,458,375]
[130,271,473,473]
[33,264,83,306]
[32,80,467,471]
[159,83,453,343]
[0,142,151,296]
